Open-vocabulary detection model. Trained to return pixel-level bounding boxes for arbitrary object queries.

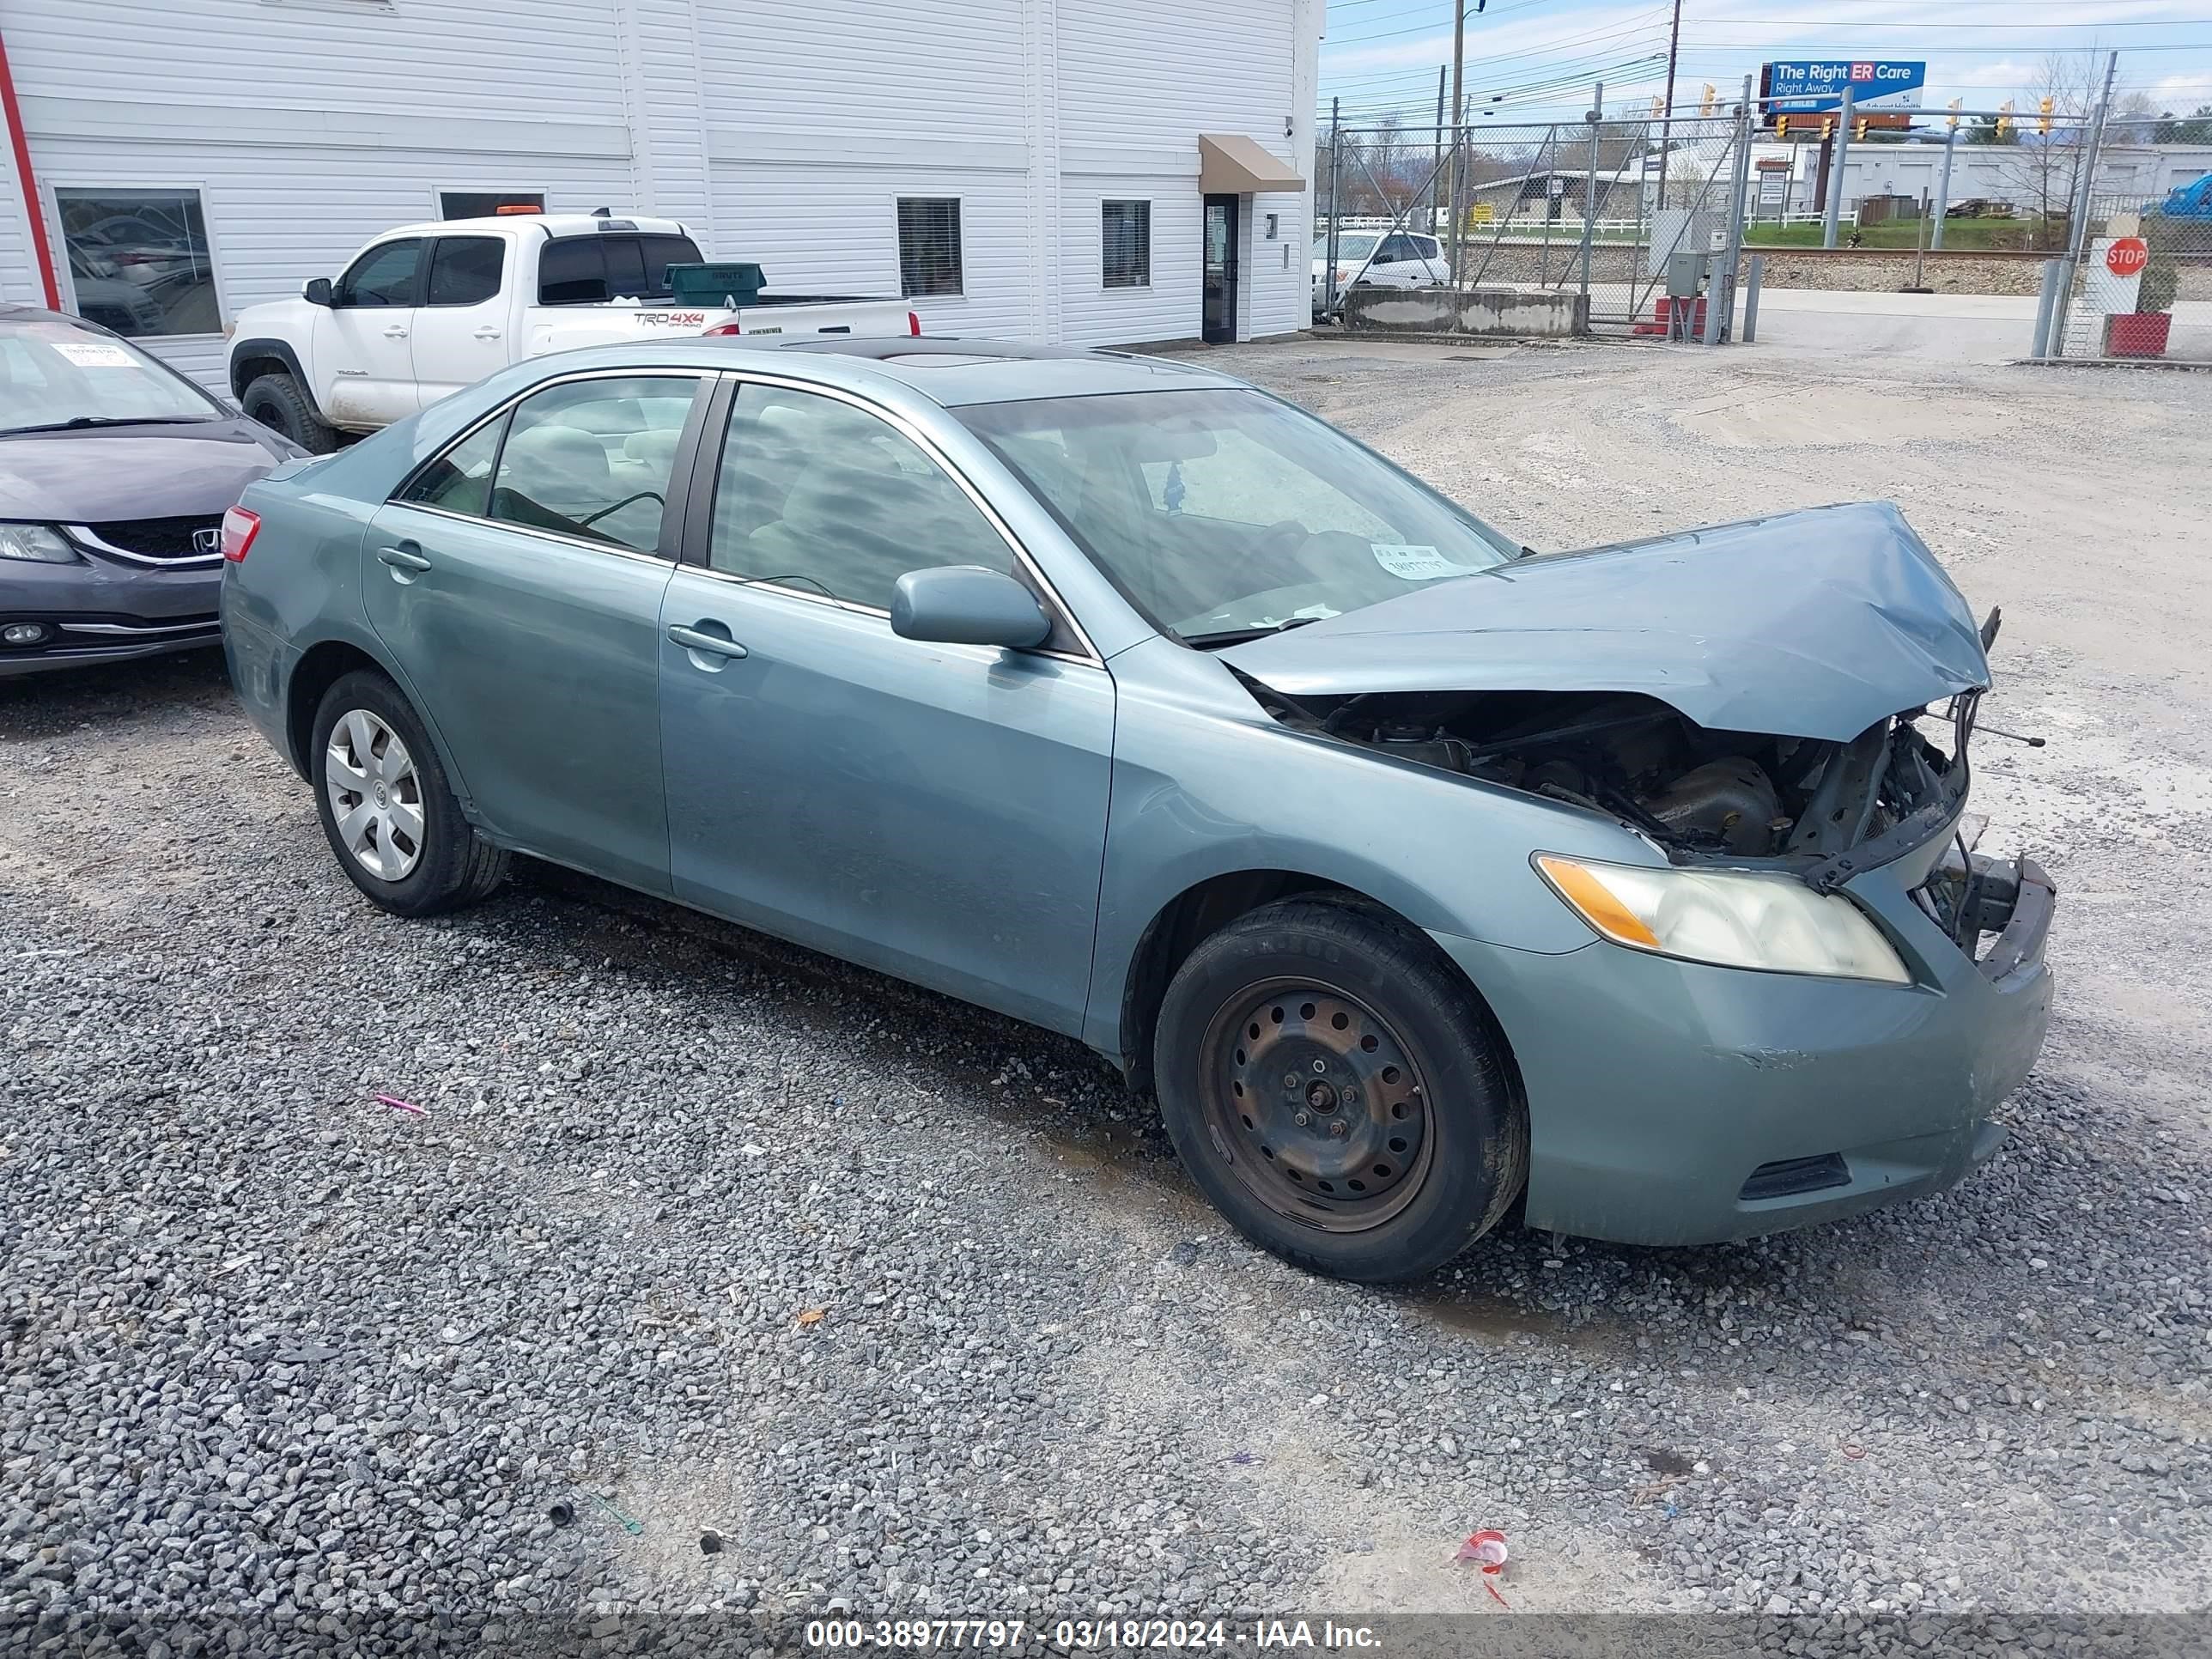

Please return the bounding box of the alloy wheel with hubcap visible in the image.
[324,708,424,881]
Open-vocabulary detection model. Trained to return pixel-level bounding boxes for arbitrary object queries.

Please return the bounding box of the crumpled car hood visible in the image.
[1218,501,1991,743]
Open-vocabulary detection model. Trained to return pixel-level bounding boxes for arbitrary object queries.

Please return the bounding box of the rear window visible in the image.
[536,234,705,305]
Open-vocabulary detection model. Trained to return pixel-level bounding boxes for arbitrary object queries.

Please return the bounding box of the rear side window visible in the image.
[397,414,507,516]
[1413,236,1441,259]
[426,237,505,307]
[537,234,704,305]
[485,374,700,551]
[336,240,422,307]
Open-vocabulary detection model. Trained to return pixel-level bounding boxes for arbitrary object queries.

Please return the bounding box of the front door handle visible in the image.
[668,623,749,660]
[377,544,433,574]
[383,325,409,339]
[473,326,502,341]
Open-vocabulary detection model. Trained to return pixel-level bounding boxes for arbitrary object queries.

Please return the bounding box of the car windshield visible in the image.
[959,386,1516,643]
[0,317,222,434]
[1313,233,1380,261]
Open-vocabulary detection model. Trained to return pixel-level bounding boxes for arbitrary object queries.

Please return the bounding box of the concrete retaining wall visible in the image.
[1342,284,1588,338]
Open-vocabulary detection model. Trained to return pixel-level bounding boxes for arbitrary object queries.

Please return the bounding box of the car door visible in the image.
[409,234,514,408]
[313,237,426,428]
[1412,234,1449,283]
[1372,234,1417,287]
[657,375,1115,1036]
[364,368,711,895]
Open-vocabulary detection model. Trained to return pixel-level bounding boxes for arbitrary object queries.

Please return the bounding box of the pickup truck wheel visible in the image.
[1153,899,1527,1284]
[242,372,340,455]
[311,670,508,916]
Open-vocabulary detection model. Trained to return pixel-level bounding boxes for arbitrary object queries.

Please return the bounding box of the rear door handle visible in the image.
[668,623,748,659]
[377,544,433,573]
[473,326,502,341]
[382,325,409,339]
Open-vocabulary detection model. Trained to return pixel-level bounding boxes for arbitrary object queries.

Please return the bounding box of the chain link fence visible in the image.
[2050,190,2212,364]
[1316,112,1749,340]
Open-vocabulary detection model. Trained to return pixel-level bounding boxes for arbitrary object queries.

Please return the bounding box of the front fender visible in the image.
[1081,637,1656,1056]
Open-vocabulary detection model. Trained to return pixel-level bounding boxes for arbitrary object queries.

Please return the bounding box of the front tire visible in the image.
[1153,899,1527,1283]
[310,670,507,916]
[241,371,341,454]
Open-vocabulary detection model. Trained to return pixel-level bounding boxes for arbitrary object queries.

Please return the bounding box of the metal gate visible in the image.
[1316,108,1751,340]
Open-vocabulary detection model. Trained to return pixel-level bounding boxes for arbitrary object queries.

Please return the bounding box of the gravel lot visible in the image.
[4,336,2209,1651]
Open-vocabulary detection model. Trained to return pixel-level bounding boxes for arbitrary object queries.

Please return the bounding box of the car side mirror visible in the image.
[890,566,1052,651]
[303,277,335,307]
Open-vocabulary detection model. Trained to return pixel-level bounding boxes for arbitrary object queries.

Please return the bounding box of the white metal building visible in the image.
[0,0,1322,390]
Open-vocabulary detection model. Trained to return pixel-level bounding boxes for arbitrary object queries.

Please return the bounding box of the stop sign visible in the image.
[2106,237,2150,277]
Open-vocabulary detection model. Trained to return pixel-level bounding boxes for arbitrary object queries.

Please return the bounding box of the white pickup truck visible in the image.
[226,211,916,451]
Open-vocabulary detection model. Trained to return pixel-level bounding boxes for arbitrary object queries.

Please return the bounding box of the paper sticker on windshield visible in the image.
[1371,543,1469,580]
[51,340,137,369]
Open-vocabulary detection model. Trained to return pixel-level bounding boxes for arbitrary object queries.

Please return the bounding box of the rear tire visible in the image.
[310,670,507,916]
[1153,898,1526,1284]
[242,371,341,454]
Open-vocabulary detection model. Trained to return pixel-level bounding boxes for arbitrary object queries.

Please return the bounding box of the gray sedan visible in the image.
[1,306,295,675]
[221,337,2053,1282]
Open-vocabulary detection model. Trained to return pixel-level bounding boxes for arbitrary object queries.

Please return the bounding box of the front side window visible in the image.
[337,240,423,307]
[0,314,223,435]
[961,387,1515,644]
[396,413,507,517]
[1102,200,1151,288]
[708,383,1015,608]
[484,374,700,552]
[55,188,216,338]
[425,237,505,307]
[896,198,963,297]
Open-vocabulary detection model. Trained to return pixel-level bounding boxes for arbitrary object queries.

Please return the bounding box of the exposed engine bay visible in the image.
[1253,682,1982,902]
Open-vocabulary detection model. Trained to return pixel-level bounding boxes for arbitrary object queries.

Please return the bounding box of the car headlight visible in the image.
[1534,854,1911,985]
[0,525,79,564]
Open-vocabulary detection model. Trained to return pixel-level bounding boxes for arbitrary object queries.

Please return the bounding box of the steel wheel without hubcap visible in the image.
[324,708,424,881]
[1200,978,1434,1232]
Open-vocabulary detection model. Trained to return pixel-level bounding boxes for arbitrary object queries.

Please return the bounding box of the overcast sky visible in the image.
[1319,0,2212,131]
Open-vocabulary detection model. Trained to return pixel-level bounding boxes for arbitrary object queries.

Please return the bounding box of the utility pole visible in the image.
[1932,117,1960,249]
[1430,65,1447,234]
[1821,83,1854,247]
[1325,97,1341,314]
[1660,0,1684,127]
[1447,2,1468,286]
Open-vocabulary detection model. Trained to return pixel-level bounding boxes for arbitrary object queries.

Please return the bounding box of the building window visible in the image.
[55,188,216,338]
[1102,200,1152,288]
[440,191,545,221]
[896,198,963,298]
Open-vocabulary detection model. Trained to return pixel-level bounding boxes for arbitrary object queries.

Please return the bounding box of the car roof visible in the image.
[378,212,693,240]
[717,336,1241,406]
[0,304,111,330]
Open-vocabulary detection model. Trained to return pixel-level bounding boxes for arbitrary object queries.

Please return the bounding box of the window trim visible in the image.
[386,365,716,564]
[434,188,547,222]
[421,234,508,309]
[678,368,1102,667]
[1100,198,1152,289]
[48,179,226,340]
[893,196,965,300]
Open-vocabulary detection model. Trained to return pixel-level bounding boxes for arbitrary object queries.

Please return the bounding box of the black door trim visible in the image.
[1202,193,1240,344]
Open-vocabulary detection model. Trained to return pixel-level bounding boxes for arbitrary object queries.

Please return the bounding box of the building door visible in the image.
[1202,195,1239,343]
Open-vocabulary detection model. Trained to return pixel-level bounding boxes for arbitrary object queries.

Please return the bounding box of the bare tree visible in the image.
[1976,52,2107,244]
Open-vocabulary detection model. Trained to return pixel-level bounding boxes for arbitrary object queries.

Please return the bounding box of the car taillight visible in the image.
[908,311,921,336]
[220,506,260,563]
[701,319,741,336]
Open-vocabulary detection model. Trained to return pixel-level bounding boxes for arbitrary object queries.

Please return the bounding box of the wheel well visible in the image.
[286,641,386,775]
[1118,871,1527,1112]
[232,353,293,401]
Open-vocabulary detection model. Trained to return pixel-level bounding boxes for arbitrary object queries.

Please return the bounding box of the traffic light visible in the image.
[1820,115,1835,140]
[1650,95,1663,118]
[1948,97,1962,131]
[1996,100,2014,139]
[1854,117,1869,141]
[1699,84,1717,118]
[1776,114,1791,140]
[2038,96,2054,135]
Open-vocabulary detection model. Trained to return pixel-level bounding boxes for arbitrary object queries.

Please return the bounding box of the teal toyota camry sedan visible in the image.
[221,337,2053,1282]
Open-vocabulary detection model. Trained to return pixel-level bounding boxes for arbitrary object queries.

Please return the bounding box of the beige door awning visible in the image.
[1198,132,1305,194]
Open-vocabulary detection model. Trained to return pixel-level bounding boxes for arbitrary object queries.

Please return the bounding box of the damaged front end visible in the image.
[1248,676,2039,964]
